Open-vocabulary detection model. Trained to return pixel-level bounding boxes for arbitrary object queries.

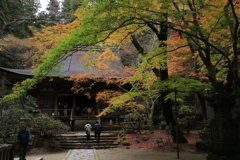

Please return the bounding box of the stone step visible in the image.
[58,132,117,135]
[59,139,117,143]
[60,141,119,145]
[61,145,118,149]
[56,132,119,149]
[56,136,117,141]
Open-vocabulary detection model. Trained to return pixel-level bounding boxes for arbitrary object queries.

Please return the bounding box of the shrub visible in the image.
[120,133,126,137]
[136,139,140,143]
[121,137,126,141]
[0,107,69,144]
[125,129,135,133]
[122,140,130,146]
[118,131,124,136]
[47,139,60,150]
[156,136,163,146]
[141,135,149,141]
[35,141,45,147]
[149,130,154,134]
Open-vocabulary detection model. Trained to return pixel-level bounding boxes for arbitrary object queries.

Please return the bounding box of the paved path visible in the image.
[14,149,207,160]
[14,157,43,160]
[64,149,99,160]
[14,149,98,160]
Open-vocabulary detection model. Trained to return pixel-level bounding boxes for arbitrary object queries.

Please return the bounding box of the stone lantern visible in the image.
[206,89,240,160]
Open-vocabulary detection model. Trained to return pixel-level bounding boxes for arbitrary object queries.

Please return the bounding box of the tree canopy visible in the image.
[0,0,41,38]
[3,0,240,142]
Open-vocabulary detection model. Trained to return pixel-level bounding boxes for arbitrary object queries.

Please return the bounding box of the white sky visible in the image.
[39,0,48,11]
[39,0,62,12]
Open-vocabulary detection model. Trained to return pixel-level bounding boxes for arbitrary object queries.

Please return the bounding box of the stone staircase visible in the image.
[55,132,119,149]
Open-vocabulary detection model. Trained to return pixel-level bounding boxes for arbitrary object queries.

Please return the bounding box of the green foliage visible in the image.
[118,131,124,136]
[156,136,163,146]
[121,136,126,141]
[0,105,69,144]
[3,1,239,141]
[125,129,135,134]
[31,113,69,137]
[0,0,40,38]
[61,0,84,23]
[178,114,204,130]
[0,96,36,110]
[120,133,126,138]
[141,135,149,141]
[45,0,61,26]
[122,140,130,146]
[179,105,192,113]
[156,136,163,143]
[149,129,154,134]
[0,107,33,143]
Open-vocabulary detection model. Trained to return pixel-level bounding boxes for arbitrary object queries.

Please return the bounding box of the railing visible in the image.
[0,144,14,160]
[39,109,97,117]
[40,109,72,116]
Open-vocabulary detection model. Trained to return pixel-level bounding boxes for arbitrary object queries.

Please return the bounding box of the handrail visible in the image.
[0,144,14,160]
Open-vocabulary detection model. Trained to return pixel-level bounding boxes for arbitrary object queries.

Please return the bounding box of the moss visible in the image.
[118,131,124,136]
[121,137,126,141]
[120,133,126,137]
[122,140,130,146]
[141,135,149,141]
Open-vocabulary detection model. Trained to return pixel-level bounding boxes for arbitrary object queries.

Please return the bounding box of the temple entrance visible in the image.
[75,95,96,116]
[58,96,73,108]
[57,96,73,116]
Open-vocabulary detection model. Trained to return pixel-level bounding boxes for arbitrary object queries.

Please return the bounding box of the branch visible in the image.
[167,23,231,63]
[131,34,145,55]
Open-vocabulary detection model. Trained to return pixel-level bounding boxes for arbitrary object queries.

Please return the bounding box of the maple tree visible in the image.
[5,0,240,143]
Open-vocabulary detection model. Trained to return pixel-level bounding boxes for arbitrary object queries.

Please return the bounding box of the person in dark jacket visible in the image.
[70,118,75,131]
[94,121,102,143]
[18,124,32,160]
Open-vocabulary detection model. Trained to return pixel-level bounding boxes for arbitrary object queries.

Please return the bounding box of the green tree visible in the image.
[45,0,61,25]
[61,0,84,23]
[0,0,41,38]
[5,0,240,143]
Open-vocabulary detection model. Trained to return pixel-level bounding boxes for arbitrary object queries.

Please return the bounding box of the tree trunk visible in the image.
[131,10,188,142]
[158,84,188,143]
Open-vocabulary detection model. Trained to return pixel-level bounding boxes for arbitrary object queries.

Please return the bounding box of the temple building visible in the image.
[0,47,132,128]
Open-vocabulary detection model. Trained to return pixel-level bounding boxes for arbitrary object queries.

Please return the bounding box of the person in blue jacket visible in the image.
[18,124,32,160]
[94,121,102,143]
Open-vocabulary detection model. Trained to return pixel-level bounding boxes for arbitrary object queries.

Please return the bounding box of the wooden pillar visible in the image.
[95,102,99,115]
[72,95,76,116]
[54,94,58,116]
[116,118,119,125]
